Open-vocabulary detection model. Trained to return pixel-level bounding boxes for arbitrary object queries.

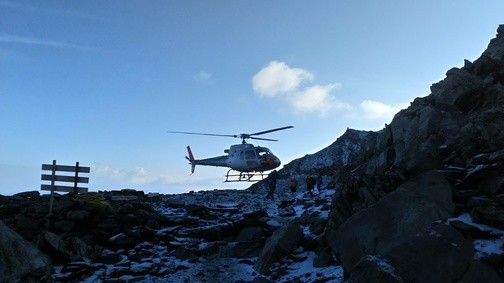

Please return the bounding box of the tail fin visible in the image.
[185,146,196,174]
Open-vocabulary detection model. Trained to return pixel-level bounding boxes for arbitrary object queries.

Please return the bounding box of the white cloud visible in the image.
[252,60,349,116]
[194,70,212,82]
[252,61,314,97]
[289,84,351,115]
[0,34,85,49]
[92,164,192,187]
[359,100,408,120]
[129,167,151,184]
[251,60,413,119]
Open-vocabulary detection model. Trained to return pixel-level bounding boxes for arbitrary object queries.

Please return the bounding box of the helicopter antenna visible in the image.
[167,126,294,144]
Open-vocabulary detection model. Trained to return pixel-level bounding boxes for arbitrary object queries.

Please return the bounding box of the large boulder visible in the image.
[0,221,52,282]
[253,221,303,274]
[326,170,456,274]
[347,223,474,283]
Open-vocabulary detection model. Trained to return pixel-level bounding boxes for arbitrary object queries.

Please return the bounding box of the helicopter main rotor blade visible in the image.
[249,126,294,137]
[168,126,293,142]
[167,131,237,138]
[250,137,278,142]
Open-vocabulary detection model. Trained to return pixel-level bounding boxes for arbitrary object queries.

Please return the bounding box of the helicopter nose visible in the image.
[268,155,281,168]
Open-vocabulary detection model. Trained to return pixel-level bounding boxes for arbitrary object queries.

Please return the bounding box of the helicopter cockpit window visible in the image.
[256,147,272,164]
[256,147,271,157]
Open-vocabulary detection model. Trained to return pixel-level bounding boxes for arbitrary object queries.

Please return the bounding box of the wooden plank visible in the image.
[111,195,139,201]
[41,184,88,193]
[41,174,89,184]
[41,164,90,173]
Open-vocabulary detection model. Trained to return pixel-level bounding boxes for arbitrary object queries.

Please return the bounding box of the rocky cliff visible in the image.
[318,25,504,282]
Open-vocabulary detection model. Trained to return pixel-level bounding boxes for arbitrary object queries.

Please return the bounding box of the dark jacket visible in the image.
[268,170,278,186]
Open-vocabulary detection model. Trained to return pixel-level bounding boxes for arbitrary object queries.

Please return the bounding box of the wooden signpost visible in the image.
[41,160,90,214]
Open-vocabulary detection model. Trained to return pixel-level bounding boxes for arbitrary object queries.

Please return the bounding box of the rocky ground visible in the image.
[0,186,344,282]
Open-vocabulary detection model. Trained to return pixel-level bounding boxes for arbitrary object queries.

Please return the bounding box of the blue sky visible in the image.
[1,1,503,195]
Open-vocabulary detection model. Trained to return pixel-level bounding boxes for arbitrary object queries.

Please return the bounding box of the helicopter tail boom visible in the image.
[185,146,230,173]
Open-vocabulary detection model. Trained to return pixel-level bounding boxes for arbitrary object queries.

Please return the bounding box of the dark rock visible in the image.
[235,226,264,242]
[348,255,403,283]
[458,163,504,195]
[254,221,304,274]
[278,207,295,217]
[170,246,197,261]
[244,209,269,220]
[300,236,318,251]
[13,191,40,199]
[108,232,141,250]
[386,224,474,283]
[313,249,336,268]
[53,219,76,232]
[230,241,264,258]
[114,213,141,225]
[471,199,504,229]
[164,197,186,208]
[15,214,40,230]
[253,276,275,283]
[458,260,504,283]
[327,171,455,271]
[66,209,90,221]
[0,221,52,282]
[185,203,210,217]
[450,220,494,239]
[117,203,134,214]
[95,249,120,264]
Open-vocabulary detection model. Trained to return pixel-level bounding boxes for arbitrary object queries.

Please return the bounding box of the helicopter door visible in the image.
[244,149,259,167]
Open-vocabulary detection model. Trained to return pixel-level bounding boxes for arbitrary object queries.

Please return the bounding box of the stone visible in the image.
[254,222,303,274]
[0,221,52,282]
[66,209,90,221]
[327,171,455,271]
[235,226,264,243]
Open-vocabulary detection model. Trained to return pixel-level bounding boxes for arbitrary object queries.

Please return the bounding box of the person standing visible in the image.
[289,177,298,193]
[316,174,323,191]
[305,175,315,196]
[266,170,278,200]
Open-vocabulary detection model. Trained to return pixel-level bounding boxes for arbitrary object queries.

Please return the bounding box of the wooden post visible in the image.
[73,162,79,196]
[48,160,56,215]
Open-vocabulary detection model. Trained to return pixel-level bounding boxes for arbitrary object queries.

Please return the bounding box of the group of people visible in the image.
[266,170,324,200]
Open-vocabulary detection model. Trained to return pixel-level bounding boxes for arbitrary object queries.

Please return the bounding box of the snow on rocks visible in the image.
[0,187,338,282]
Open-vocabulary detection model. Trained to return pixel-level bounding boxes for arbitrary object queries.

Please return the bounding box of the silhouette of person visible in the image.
[289,177,298,193]
[316,174,323,190]
[266,170,278,200]
[305,175,315,196]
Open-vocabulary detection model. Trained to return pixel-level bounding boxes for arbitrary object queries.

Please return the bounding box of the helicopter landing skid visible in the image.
[225,170,266,182]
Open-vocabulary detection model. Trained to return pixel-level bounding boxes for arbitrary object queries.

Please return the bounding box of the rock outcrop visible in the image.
[0,220,52,282]
[321,24,504,282]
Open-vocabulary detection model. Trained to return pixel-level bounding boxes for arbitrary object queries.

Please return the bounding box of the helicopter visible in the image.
[167,126,293,182]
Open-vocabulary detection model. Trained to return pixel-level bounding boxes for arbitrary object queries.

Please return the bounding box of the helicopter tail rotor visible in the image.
[186,146,196,174]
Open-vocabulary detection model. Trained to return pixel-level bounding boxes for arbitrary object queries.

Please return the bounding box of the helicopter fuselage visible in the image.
[186,143,281,173]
